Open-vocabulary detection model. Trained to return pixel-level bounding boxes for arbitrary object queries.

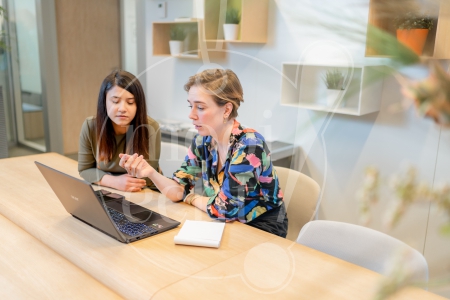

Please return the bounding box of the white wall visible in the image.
[138,0,450,296]
[122,0,138,75]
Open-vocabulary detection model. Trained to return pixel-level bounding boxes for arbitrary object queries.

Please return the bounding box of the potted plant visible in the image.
[322,69,345,107]
[223,8,240,41]
[394,12,433,55]
[169,24,187,56]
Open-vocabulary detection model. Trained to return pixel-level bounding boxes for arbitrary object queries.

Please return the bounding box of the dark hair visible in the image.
[96,69,149,162]
[184,69,244,120]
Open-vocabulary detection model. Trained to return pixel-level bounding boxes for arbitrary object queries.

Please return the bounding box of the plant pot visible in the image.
[326,89,343,107]
[223,24,239,40]
[396,29,429,55]
[169,40,184,56]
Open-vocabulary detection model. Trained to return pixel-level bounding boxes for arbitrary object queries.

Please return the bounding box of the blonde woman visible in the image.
[119,69,287,237]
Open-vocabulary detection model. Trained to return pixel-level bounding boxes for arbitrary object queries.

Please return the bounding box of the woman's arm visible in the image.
[97,174,146,192]
[143,118,162,189]
[119,153,185,201]
[147,118,162,171]
[121,136,202,200]
[78,119,146,192]
[78,118,109,183]
[183,193,208,212]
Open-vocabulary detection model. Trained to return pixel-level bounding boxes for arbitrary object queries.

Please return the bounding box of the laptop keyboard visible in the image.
[106,207,158,237]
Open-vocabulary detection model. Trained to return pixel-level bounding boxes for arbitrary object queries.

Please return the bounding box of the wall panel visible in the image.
[55,0,121,154]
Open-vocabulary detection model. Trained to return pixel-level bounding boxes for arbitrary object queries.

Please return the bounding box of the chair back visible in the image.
[274,166,320,241]
[297,220,428,283]
[159,142,188,177]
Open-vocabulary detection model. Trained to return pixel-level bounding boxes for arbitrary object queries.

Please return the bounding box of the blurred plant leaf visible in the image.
[366,24,420,66]
[440,223,450,236]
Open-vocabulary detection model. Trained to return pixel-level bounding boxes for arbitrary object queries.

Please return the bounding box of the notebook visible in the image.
[174,220,225,248]
[35,161,180,243]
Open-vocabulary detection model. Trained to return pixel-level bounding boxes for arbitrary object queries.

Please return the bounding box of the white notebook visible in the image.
[174,220,225,248]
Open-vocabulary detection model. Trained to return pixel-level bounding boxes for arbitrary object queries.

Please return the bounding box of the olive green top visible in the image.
[78,116,161,190]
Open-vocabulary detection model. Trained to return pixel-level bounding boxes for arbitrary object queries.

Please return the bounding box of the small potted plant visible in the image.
[394,12,433,55]
[223,8,240,41]
[169,24,187,56]
[322,69,345,107]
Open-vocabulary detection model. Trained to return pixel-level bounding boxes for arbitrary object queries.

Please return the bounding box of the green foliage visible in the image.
[170,24,187,41]
[394,12,434,30]
[322,69,345,90]
[440,223,450,236]
[0,6,8,54]
[225,8,241,24]
[0,6,6,20]
[366,25,420,65]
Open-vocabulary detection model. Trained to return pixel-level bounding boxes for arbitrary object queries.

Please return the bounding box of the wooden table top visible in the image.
[0,153,444,300]
[153,237,441,300]
[0,213,120,299]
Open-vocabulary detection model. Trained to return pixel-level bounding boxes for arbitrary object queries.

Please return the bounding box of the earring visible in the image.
[223,116,228,124]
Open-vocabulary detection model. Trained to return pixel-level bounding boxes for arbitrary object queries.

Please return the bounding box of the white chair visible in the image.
[296,220,428,283]
[159,142,189,177]
[274,166,320,241]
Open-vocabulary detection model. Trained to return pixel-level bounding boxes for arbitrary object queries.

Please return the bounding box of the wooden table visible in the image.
[0,214,120,299]
[0,153,445,300]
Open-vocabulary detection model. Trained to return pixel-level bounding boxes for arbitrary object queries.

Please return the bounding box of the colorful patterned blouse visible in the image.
[172,120,284,223]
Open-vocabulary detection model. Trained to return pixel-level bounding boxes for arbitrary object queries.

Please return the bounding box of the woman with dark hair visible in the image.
[78,69,161,192]
[119,69,288,237]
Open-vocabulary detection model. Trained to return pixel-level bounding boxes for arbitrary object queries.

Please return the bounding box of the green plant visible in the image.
[170,24,187,41]
[394,12,434,30]
[322,69,345,90]
[0,6,8,54]
[401,61,450,127]
[225,8,241,24]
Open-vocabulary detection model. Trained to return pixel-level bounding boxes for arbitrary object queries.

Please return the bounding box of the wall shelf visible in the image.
[152,0,268,59]
[152,21,202,58]
[204,0,268,43]
[280,63,384,116]
[366,0,449,59]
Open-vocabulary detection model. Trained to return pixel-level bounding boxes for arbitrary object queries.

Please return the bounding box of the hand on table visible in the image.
[111,173,146,192]
[98,173,146,192]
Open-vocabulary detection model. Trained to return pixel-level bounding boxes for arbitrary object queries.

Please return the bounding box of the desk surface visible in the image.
[0,214,120,299]
[0,153,444,300]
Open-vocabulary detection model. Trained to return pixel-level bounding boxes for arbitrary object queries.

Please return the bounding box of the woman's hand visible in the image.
[98,174,146,192]
[119,153,154,179]
[119,153,185,202]
[112,174,146,192]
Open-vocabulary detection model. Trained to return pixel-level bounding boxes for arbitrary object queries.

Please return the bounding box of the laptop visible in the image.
[35,161,180,243]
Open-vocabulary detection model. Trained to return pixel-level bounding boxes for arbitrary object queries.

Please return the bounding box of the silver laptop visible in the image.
[35,161,180,243]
